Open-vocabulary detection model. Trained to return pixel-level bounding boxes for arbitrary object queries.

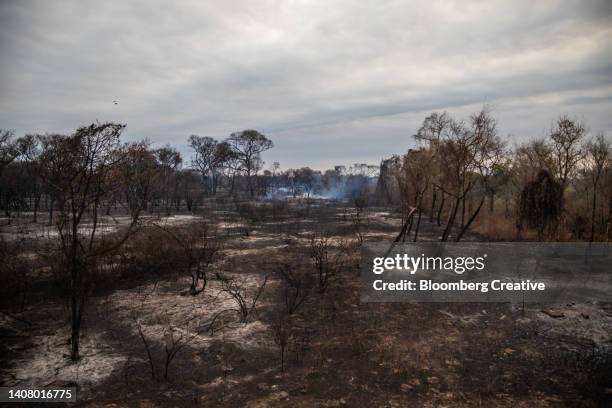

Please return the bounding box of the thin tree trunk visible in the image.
[70,248,82,361]
[413,207,423,242]
[456,195,485,242]
[437,192,445,226]
[590,187,598,242]
[404,214,414,242]
[384,207,417,257]
[429,187,437,223]
[460,196,466,228]
[441,197,461,242]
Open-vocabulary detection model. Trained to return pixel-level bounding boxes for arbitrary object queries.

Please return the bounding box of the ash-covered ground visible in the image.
[1,198,611,407]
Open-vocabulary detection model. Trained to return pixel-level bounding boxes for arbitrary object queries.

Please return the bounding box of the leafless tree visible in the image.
[272,314,293,373]
[275,263,310,315]
[550,116,586,205]
[513,139,555,185]
[395,148,435,242]
[154,221,221,296]
[350,197,369,243]
[41,122,142,361]
[415,112,451,223]
[414,108,504,241]
[219,273,268,323]
[135,316,197,381]
[584,133,611,242]
[310,235,346,293]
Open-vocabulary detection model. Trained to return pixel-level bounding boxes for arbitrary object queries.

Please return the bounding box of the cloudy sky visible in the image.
[1,0,611,170]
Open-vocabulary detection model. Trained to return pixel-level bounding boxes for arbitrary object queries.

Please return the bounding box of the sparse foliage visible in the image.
[219,273,268,323]
[310,235,347,293]
[275,263,310,315]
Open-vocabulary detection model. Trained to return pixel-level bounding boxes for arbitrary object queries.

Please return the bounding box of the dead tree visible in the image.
[42,123,142,361]
[135,317,197,381]
[414,112,451,223]
[310,235,346,294]
[384,206,417,258]
[584,133,610,242]
[350,198,368,244]
[275,263,310,315]
[272,314,293,373]
[154,221,221,296]
[416,108,503,242]
[550,116,586,195]
[219,273,268,323]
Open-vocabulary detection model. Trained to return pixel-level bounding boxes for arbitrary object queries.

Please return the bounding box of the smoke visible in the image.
[263,165,378,201]
[319,175,375,200]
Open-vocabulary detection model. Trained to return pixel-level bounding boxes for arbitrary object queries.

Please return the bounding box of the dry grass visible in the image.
[471,211,518,240]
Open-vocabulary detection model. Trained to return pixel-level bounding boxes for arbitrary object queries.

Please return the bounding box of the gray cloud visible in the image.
[1,0,611,169]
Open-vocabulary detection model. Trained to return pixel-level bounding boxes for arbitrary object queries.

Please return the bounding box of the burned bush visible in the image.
[518,170,563,240]
[219,273,268,323]
[154,221,221,296]
[275,263,311,315]
[310,234,348,294]
[271,313,293,373]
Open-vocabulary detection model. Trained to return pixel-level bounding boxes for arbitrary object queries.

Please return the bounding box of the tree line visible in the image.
[1,125,382,220]
[0,127,278,220]
[377,108,612,242]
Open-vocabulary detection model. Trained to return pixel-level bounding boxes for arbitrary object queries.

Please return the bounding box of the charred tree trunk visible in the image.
[456,195,485,242]
[384,207,417,257]
[437,192,445,226]
[441,196,461,242]
[429,187,437,223]
[607,193,612,242]
[413,207,423,242]
[460,196,466,228]
[590,187,598,242]
[405,213,415,242]
[70,220,83,361]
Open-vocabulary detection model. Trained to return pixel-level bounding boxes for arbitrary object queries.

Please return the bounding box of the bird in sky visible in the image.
[113,100,118,105]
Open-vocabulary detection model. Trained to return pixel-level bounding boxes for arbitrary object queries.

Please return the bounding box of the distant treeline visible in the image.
[0,125,378,222]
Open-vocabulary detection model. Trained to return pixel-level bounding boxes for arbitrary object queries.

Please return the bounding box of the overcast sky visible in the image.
[1,0,611,170]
